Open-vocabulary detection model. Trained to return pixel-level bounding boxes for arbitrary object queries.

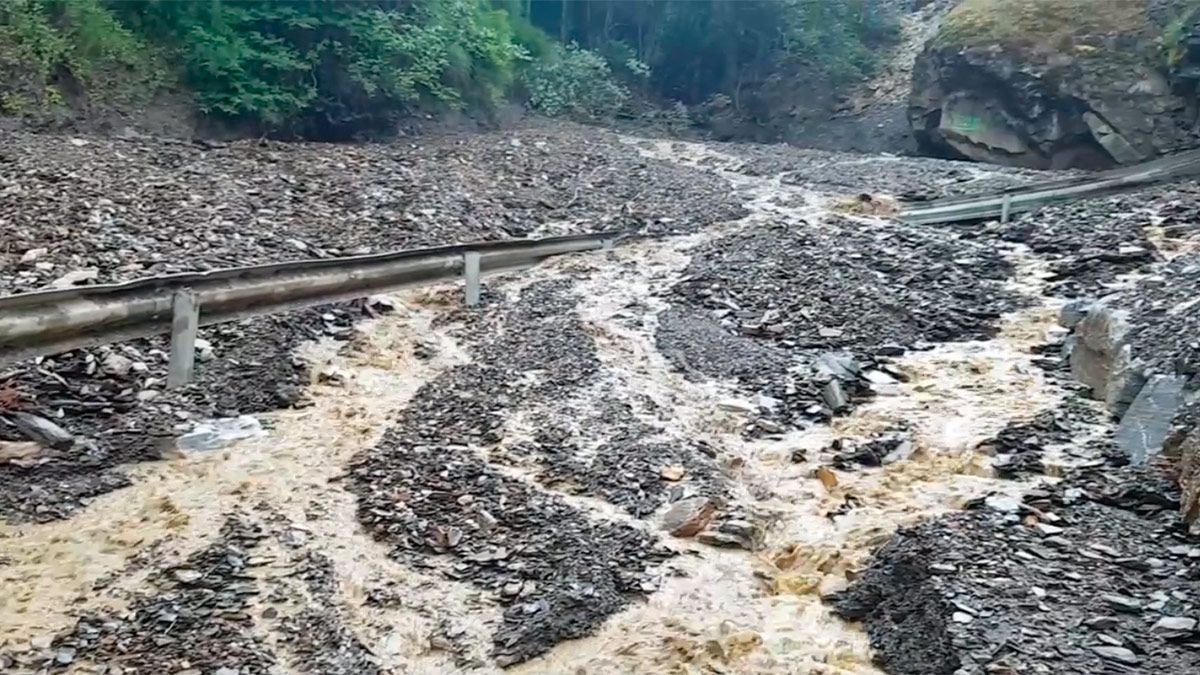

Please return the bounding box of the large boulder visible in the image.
[909,0,1200,169]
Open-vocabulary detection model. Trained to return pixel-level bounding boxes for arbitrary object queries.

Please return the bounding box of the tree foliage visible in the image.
[0,0,164,114]
[0,0,898,135]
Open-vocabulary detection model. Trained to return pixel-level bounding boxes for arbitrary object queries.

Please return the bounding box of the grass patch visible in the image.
[937,0,1150,49]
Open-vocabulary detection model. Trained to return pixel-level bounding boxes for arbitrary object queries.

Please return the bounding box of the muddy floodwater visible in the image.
[0,137,1120,674]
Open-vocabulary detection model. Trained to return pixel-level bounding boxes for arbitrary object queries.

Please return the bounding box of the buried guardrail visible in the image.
[0,231,621,386]
[898,147,1200,225]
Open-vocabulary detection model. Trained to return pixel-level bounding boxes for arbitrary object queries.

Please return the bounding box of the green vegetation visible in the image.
[0,0,165,115]
[0,0,899,136]
[938,0,1150,49]
[1164,1,1200,66]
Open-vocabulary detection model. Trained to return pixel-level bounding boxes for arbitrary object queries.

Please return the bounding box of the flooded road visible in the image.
[0,138,1105,674]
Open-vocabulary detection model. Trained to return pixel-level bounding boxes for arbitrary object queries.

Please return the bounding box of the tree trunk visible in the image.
[604,0,613,42]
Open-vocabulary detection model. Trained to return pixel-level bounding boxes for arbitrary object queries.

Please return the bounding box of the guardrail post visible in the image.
[463,251,481,307]
[1000,194,1012,223]
[167,289,199,388]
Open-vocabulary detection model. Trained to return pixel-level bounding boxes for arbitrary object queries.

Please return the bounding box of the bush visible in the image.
[524,44,629,120]
[0,0,164,115]
[110,0,525,134]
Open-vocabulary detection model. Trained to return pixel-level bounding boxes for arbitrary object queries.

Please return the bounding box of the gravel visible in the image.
[0,122,746,524]
[348,280,687,665]
[834,462,1200,675]
[33,518,278,674]
[0,123,744,295]
[655,214,1019,426]
[672,215,1019,352]
[1119,253,1200,379]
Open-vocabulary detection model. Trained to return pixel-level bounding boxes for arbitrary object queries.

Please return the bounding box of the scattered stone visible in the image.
[661,497,716,537]
[984,494,1022,513]
[1102,593,1143,614]
[817,574,849,599]
[816,466,839,491]
[659,465,686,481]
[822,379,849,412]
[1152,616,1197,639]
[1034,522,1064,536]
[0,441,45,466]
[3,411,74,450]
[1091,646,1141,665]
[101,352,134,378]
[717,398,757,415]
[49,268,99,288]
[19,248,47,265]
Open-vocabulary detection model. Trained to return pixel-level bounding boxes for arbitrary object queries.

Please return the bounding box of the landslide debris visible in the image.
[0,122,745,524]
[348,280,701,665]
[834,463,1200,675]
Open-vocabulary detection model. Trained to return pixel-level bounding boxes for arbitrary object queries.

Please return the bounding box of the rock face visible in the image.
[909,0,1200,169]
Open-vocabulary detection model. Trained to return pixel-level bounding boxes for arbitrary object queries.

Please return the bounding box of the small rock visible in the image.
[659,465,686,481]
[1091,646,1141,665]
[1084,616,1119,630]
[717,398,757,415]
[661,497,716,537]
[816,466,839,491]
[874,343,906,357]
[318,365,347,386]
[50,268,99,288]
[0,441,45,465]
[951,612,974,624]
[985,494,1022,513]
[194,338,216,362]
[697,529,754,550]
[172,568,203,584]
[19,248,47,265]
[368,295,398,312]
[757,419,785,434]
[4,411,74,450]
[102,352,134,378]
[817,574,849,599]
[1034,523,1064,536]
[821,379,848,411]
[1101,593,1143,614]
[54,647,75,665]
[1151,616,1197,638]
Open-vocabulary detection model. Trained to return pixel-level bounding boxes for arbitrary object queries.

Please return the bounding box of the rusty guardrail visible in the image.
[0,232,620,385]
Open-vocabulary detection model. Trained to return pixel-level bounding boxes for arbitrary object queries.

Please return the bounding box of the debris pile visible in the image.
[673,216,1018,352]
[0,124,744,296]
[834,464,1200,675]
[31,518,277,674]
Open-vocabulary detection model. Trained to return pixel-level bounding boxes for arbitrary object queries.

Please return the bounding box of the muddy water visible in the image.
[1,294,489,671]
[2,138,1083,674]
[512,146,1069,674]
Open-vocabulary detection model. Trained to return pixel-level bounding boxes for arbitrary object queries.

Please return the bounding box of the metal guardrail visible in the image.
[899,148,1200,225]
[0,231,620,385]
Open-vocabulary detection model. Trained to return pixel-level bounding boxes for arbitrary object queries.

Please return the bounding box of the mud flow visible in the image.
[1,136,1191,675]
